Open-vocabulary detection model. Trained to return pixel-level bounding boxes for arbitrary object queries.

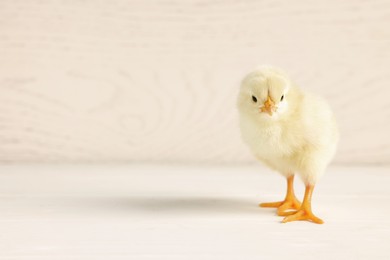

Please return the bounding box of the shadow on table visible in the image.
[54,196,273,216]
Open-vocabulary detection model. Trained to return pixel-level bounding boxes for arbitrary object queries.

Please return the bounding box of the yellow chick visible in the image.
[237,66,339,224]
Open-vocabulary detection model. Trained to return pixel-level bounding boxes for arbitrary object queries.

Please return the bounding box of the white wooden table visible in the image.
[0,164,389,259]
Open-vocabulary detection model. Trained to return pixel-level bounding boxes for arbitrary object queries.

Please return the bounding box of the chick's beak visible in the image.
[260,96,275,116]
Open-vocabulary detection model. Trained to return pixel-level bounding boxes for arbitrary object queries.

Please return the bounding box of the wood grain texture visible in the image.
[0,0,389,164]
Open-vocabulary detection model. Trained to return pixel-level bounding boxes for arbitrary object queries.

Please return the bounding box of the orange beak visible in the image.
[260,96,275,116]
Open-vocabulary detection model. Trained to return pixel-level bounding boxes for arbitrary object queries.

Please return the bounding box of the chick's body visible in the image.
[240,88,338,184]
[238,67,338,224]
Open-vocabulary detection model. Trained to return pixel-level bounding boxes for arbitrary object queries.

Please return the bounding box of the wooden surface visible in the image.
[0,164,389,259]
[0,0,390,164]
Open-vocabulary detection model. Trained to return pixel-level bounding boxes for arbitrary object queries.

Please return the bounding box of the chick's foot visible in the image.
[282,185,324,224]
[259,175,301,216]
[282,208,324,224]
[260,196,301,216]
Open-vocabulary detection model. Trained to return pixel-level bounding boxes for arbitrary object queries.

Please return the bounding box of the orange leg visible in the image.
[260,175,301,216]
[282,185,324,224]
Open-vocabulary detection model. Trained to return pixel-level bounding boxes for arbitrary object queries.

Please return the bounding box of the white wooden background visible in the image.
[0,0,389,164]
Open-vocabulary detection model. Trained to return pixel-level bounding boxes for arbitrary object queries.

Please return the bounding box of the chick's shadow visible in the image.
[63,196,269,216]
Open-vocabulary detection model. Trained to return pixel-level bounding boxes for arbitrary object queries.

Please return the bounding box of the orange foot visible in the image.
[282,184,324,224]
[260,197,301,216]
[282,208,324,224]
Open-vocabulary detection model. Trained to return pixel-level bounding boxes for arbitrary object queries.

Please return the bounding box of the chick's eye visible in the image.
[280,95,284,101]
[252,95,257,103]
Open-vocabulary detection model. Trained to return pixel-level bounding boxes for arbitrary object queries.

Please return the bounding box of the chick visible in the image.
[237,66,339,224]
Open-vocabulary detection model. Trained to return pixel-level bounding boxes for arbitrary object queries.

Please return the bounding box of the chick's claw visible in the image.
[282,209,324,224]
[277,200,302,216]
[259,201,283,208]
[260,197,302,216]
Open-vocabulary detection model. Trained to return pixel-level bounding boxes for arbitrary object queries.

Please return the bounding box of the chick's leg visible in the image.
[260,175,301,216]
[282,185,324,224]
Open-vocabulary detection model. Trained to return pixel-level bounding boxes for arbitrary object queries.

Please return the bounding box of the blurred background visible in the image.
[0,0,389,165]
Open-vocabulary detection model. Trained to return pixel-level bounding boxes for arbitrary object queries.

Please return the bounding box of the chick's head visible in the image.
[238,67,294,120]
